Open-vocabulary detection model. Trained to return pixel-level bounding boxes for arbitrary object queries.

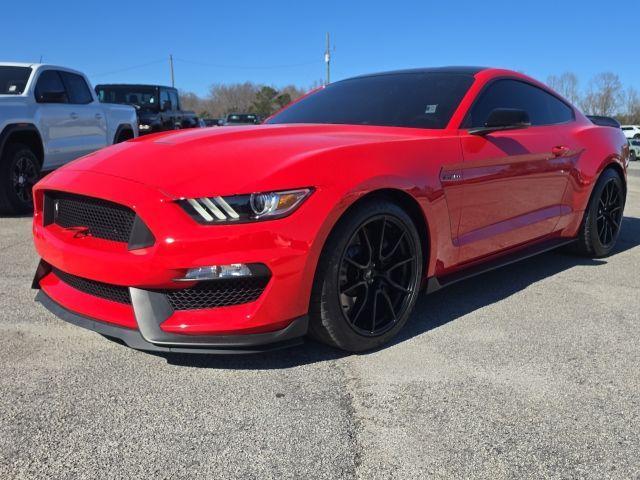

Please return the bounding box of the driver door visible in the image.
[456,79,575,264]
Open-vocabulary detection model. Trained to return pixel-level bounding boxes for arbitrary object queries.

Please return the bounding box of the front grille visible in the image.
[53,268,132,304]
[162,277,270,310]
[52,268,269,310]
[47,192,135,243]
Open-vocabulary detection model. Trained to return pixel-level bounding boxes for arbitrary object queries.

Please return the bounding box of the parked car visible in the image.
[621,125,640,138]
[0,63,137,214]
[32,67,627,354]
[222,113,260,126]
[202,118,222,127]
[628,138,640,161]
[95,84,199,134]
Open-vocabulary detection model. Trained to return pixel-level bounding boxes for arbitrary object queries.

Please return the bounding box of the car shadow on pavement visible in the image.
[155,216,640,369]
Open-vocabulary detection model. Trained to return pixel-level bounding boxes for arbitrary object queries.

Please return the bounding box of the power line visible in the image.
[91,59,166,78]
[173,57,318,70]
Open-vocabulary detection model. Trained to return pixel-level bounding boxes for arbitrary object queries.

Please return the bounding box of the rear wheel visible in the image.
[309,199,423,352]
[0,143,41,214]
[575,168,625,257]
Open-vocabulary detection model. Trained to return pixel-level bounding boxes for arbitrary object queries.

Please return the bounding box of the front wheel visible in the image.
[0,143,41,215]
[309,199,423,352]
[575,168,625,257]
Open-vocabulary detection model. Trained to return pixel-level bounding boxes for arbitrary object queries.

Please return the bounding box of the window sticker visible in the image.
[425,104,437,114]
[8,85,16,92]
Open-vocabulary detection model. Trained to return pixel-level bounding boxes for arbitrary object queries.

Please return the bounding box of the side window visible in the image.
[168,90,179,111]
[160,89,170,110]
[466,79,574,128]
[60,72,93,104]
[34,70,68,103]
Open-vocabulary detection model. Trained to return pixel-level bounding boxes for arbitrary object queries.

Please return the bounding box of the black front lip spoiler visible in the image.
[35,290,308,354]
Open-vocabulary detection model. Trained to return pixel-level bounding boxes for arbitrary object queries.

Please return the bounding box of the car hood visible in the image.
[61,124,436,198]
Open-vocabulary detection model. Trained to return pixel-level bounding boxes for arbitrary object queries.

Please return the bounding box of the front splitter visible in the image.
[35,290,308,354]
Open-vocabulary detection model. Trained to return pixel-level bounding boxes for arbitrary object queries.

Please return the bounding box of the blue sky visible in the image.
[1,1,633,96]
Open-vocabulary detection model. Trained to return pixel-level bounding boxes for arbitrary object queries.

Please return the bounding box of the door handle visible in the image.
[70,112,79,120]
[95,113,103,120]
[551,145,569,157]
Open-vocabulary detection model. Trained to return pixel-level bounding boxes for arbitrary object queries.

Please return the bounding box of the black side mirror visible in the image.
[162,100,172,111]
[469,108,531,135]
[37,90,67,103]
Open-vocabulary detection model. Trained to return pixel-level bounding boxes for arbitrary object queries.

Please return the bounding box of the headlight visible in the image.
[179,188,313,224]
[139,124,152,131]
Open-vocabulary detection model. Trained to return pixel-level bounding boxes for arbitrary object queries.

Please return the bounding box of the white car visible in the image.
[628,138,640,161]
[621,125,640,139]
[0,63,138,213]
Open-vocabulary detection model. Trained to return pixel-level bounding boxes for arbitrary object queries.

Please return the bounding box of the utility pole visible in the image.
[169,54,175,87]
[324,32,331,85]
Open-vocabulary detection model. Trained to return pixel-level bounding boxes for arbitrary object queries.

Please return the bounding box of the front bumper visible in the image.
[31,169,332,352]
[35,289,308,353]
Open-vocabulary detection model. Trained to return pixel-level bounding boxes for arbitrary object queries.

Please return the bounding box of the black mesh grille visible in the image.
[53,268,132,304]
[52,268,269,310]
[162,277,270,310]
[48,192,135,243]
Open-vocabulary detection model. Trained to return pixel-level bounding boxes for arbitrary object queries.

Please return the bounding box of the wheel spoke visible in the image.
[341,280,367,296]
[387,257,414,273]
[378,218,386,260]
[386,277,411,294]
[360,227,373,265]
[370,289,379,332]
[344,257,367,270]
[382,231,405,261]
[381,289,398,321]
[350,285,369,325]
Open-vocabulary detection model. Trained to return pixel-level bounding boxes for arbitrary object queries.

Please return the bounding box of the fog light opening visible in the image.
[175,263,253,282]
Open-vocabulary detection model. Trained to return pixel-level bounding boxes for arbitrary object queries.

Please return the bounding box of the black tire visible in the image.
[115,128,133,144]
[575,168,625,258]
[0,142,41,215]
[309,199,423,352]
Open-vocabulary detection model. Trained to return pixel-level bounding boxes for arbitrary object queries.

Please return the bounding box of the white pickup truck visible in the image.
[0,63,138,214]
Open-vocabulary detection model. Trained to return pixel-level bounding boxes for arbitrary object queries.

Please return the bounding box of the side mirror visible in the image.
[161,100,172,111]
[469,108,531,135]
[37,90,67,103]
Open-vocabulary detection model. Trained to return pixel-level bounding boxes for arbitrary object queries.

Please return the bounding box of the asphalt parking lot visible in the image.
[1,164,639,480]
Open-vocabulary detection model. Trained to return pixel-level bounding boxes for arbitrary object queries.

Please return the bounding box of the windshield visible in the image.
[96,86,158,110]
[267,72,475,129]
[0,66,32,95]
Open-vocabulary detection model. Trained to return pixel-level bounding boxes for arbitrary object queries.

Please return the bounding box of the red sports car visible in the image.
[32,67,628,353]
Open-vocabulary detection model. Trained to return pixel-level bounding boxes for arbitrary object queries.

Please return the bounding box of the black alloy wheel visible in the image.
[596,178,624,248]
[309,199,423,352]
[339,215,417,337]
[575,168,625,258]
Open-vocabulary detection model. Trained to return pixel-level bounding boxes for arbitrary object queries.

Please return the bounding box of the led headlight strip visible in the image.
[180,188,312,224]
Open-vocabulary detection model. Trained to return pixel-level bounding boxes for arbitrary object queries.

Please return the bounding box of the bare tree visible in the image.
[546,72,580,105]
[618,86,640,124]
[580,72,623,116]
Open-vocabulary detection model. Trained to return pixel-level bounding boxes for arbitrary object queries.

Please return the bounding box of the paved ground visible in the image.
[1,164,639,480]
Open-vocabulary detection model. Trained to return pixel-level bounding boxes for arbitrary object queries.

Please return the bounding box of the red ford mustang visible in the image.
[32,67,628,353]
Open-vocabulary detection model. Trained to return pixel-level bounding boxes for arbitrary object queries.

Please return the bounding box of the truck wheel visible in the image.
[0,143,41,215]
[115,128,133,144]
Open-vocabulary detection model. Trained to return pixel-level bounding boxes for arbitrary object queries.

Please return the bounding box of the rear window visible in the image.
[267,72,475,129]
[0,66,32,95]
[60,72,93,104]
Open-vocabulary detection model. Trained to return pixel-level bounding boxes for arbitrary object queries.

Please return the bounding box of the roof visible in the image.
[347,66,489,81]
[95,83,176,90]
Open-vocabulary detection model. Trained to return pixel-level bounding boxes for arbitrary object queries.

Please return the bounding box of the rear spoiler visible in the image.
[586,115,621,128]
